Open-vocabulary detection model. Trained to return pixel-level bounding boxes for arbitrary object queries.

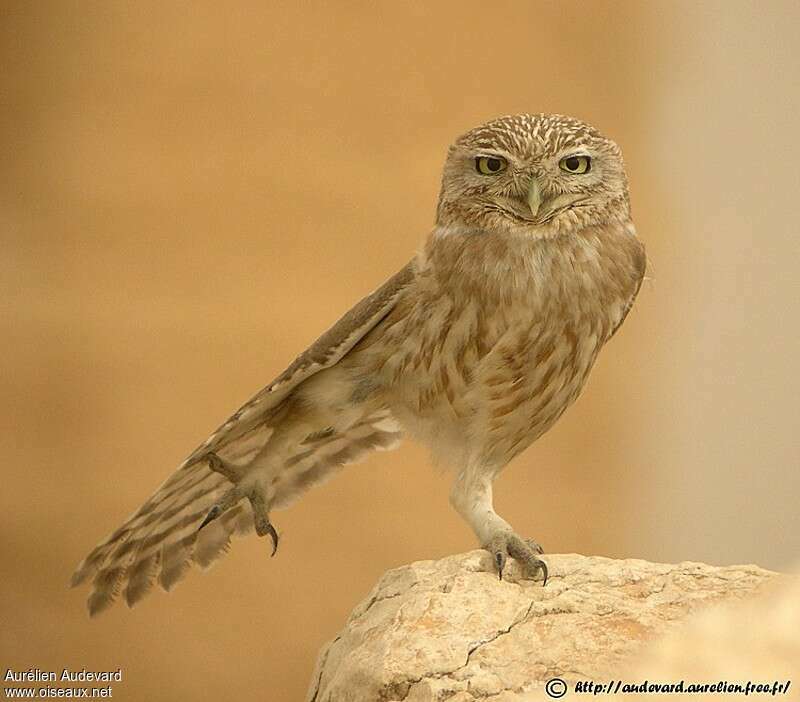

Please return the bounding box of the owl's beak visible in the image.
[526,178,542,218]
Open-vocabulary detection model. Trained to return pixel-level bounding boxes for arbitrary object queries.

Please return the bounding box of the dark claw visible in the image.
[495,550,506,580]
[264,522,279,557]
[198,505,221,531]
[248,489,278,556]
[254,513,279,556]
[537,559,548,587]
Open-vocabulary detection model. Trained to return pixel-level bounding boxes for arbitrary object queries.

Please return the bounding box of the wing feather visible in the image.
[179,260,415,467]
[72,261,416,614]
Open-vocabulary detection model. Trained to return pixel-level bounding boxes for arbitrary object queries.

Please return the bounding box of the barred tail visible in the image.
[70,460,252,616]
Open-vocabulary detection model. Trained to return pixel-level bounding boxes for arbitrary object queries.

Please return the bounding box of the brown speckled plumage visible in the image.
[72,113,646,614]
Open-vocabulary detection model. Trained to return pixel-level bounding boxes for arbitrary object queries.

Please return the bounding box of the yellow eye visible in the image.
[475,155,507,175]
[559,155,591,174]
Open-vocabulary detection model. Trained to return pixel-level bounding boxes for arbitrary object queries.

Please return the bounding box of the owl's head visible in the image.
[436,113,630,235]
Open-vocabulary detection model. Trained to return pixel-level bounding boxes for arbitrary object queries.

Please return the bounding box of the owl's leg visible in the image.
[198,453,279,556]
[450,470,547,584]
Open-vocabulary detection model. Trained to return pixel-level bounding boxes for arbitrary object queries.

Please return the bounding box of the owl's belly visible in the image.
[385,302,605,468]
[472,316,604,465]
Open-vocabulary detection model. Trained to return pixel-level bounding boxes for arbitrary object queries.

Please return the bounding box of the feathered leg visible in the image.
[450,467,547,584]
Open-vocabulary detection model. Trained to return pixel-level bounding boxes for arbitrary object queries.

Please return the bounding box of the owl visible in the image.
[72,113,646,615]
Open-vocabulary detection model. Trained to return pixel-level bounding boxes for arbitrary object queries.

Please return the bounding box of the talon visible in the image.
[253,511,279,556]
[198,505,221,531]
[247,487,278,556]
[495,550,506,580]
[537,559,548,587]
[264,522,279,557]
[198,485,243,531]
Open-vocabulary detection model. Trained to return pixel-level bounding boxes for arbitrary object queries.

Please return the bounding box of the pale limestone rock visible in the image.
[307,551,779,702]
[624,568,799,701]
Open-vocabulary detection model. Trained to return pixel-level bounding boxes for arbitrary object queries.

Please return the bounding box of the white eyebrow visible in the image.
[473,149,514,159]
[558,146,594,157]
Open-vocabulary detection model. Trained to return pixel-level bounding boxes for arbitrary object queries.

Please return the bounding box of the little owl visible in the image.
[72,113,646,615]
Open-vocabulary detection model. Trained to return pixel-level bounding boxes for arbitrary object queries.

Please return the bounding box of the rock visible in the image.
[624,568,799,700]
[306,551,781,702]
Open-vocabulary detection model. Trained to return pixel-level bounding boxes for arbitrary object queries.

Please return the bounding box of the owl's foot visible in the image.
[485,532,547,585]
[199,453,279,556]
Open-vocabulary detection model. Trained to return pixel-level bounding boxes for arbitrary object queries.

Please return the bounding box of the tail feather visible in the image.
[193,519,233,569]
[87,566,126,617]
[72,409,405,615]
[73,461,243,615]
[70,527,132,588]
[123,552,161,608]
[157,536,194,592]
[70,465,212,589]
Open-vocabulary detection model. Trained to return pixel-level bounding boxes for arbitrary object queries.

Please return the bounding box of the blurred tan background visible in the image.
[1,1,798,699]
